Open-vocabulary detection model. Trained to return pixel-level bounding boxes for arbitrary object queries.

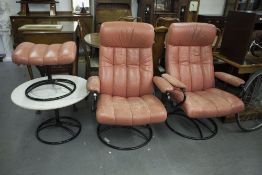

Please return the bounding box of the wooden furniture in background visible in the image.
[202,0,262,31]
[153,17,181,75]
[214,53,262,74]
[223,0,262,17]
[118,16,142,22]
[17,21,78,44]
[84,33,100,77]
[153,26,168,75]
[186,0,200,22]
[220,11,261,65]
[94,0,132,32]
[16,0,58,16]
[214,10,262,122]
[214,52,262,123]
[84,33,99,48]
[137,0,191,24]
[155,16,180,27]
[10,12,92,48]
[197,15,226,31]
[137,0,154,23]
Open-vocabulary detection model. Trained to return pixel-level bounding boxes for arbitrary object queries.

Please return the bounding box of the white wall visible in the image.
[199,0,226,15]
[131,0,138,17]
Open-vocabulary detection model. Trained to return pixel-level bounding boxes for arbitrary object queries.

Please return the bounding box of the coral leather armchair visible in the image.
[87,22,167,150]
[154,23,245,140]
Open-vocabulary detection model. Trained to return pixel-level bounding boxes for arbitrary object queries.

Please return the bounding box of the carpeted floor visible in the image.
[0,62,261,175]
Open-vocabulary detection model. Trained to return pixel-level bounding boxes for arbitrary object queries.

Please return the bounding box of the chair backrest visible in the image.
[166,23,217,92]
[155,17,180,28]
[118,16,142,22]
[99,21,154,97]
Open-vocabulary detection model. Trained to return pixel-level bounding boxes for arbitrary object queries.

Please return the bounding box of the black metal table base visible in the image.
[36,109,81,145]
[25,74,76,101]
[97,124,153,150]
[166,111,218,140]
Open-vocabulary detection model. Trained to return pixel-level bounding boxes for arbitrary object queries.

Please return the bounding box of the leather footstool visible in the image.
[12,41,77,101]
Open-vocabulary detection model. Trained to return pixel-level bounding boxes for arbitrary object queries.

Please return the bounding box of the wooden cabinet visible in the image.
[137,0,190,24]
[137,0,154,24]
[197,15,226,31]
[94,0,132,32]
[10,12,93,47]
[220,11,262,64]
[154,0,190,22]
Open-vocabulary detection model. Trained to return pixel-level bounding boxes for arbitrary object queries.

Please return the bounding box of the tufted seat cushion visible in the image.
[172,88,244,118]
[12,41,76,66]
[96,94,167,126]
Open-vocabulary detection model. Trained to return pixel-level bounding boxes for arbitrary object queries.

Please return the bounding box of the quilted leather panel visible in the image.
[97,94,167,125]
[166,23,216,91]
[167,23,216,46]
[171,88,244,118]
[100,47,153,97]
[12,41,76,65]
[99,22,154,97]
[100,21,154,48]
[215,72,245,87]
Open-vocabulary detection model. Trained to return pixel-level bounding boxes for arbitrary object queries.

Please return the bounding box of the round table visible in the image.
[84,33,100,77]
[84,32,100,48]
[11,75,89,145]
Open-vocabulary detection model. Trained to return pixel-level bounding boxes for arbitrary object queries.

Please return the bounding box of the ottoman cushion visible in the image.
[12,41,76,65]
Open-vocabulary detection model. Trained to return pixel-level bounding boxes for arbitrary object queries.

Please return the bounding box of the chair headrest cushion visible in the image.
[100,21,154,48]
[167,23,216,46]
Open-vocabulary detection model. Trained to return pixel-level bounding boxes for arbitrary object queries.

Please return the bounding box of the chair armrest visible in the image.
[215,72,245,87]
[87,76,100,93]
[162,73,187,90]
[153,76,173,93]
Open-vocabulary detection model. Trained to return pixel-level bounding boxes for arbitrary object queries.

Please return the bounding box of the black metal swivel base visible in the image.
[166,111,218,140]
[97,124,153,150]
[36,109,81,145]
[25,74,76,101]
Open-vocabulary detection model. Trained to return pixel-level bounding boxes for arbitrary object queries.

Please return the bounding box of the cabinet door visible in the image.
[79,18,92,37]
[11,18,35,47]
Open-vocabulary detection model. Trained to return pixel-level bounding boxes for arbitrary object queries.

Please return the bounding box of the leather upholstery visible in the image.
[95,22,167,125]
[153,76,173,93]
[100,22,154,48]
[166,23,244,118]
[99,22,154,97]
[215,72,245,87]
[171,88,244,118]
[87,76,100,93]
[166,23,216,92]
[162,73,187,89]
[12,41,76,65]
[97,94,167,125]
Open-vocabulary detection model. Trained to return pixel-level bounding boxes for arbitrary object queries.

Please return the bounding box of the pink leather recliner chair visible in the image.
[87,22,167,150]
[154,23,245,140]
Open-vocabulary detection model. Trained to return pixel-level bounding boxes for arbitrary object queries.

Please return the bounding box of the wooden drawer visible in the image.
[198,15,226,30]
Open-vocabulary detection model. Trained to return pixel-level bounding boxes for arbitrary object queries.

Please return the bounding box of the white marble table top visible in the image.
[11,75,89,111]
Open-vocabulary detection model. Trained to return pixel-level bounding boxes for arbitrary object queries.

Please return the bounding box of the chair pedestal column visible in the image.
[36,109,81,145]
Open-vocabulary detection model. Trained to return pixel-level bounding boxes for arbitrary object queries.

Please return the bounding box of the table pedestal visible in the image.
[36,109,81,145]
